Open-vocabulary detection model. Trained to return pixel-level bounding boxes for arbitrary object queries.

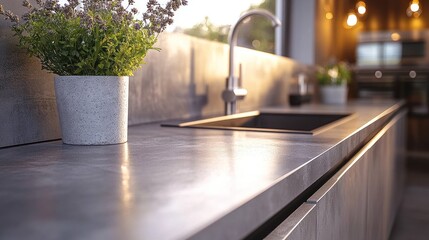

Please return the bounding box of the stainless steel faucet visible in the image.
[222,9,281,115]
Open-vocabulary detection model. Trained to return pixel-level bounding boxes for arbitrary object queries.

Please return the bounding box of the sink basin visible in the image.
[162,111,354,135]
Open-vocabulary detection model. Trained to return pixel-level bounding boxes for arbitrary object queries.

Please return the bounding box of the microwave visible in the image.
[356,30,429,67]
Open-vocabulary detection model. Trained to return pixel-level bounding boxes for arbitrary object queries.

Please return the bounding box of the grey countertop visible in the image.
[0,100,403,240]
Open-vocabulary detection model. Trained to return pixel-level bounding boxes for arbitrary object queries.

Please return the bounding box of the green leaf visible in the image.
[8,10,158,76]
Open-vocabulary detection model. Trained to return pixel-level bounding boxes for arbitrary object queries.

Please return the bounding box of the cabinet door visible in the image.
[308,110,406,240]
[307,146,369,240]
[264,203,317,240]
[366,134,388,240]
[367,111,407,240]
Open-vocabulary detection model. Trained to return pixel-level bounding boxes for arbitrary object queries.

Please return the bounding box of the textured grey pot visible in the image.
[320,85,348,105]
[54,76,129,145]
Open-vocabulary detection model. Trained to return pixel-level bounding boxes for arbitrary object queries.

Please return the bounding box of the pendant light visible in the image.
[407,0,422,18]
[322,0,334,20]
[346,11,358,27]
[356,1,366,16]
[345,1,366,28]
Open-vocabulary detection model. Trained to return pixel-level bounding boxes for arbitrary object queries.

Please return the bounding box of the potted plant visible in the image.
[0,0,187,145]
[316,61,351,105]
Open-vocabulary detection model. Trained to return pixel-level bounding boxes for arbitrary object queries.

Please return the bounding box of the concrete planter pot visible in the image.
[54,76,129,145]
[320,85,348,105]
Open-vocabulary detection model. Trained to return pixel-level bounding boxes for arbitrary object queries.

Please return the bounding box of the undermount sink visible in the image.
[162,111,354,135]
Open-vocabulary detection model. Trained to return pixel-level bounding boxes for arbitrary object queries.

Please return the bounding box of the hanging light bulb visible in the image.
[407,0,422,17]
[346,12,358,27]
[410,0,420,12]
[325,12,334,20]
[356,1,366,15]
[322,0,334,20]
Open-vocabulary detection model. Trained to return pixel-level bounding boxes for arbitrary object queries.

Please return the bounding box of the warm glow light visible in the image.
[346,12,358,27]
[357,6,366,15]
[407,0,422,18]
[410,3,420,12]
[325,12,333,20]
[356,1,366,15]
[391,32,401,41]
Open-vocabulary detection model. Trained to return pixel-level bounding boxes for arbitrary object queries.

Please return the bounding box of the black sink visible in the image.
[162,111,353,135]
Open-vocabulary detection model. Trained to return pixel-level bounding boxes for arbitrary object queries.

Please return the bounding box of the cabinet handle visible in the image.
[264,203,316,240]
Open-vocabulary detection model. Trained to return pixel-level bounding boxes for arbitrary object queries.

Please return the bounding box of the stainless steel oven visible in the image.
[356,67,429,152]
[355,30,429,153]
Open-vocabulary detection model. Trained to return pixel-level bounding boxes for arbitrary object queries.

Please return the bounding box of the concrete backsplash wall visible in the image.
[0,8,302,148]
[129,33,300,125]
[0,1,61,148]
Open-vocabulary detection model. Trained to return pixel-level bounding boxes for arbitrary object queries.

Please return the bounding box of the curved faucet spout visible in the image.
[228,9,281,84]
[225,9,281,115]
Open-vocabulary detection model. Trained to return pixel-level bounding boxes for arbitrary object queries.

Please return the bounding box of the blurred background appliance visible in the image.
[355,30,429,152]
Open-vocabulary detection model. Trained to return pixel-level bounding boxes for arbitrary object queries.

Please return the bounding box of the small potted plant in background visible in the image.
[0,0,187,145]
[316,61,351,105]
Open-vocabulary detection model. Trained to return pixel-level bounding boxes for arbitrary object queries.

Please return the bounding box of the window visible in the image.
[137,0,277,53]
[61,0,278,53]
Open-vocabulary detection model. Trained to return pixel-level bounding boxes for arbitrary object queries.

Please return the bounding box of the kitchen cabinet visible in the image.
[306,110,406,240]
[307,139,369,240]
[261,109,406,240]
[264,203,317,240]
[366,109,406,240]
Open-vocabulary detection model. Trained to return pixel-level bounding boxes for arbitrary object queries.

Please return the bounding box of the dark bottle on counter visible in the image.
[289,73,312,106]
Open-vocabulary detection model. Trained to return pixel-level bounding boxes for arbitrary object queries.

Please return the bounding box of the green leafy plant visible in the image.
[316,62,351,86]
[0,0,187,76]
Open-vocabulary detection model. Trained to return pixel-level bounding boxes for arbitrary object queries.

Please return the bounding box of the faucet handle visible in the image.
[222,88,248,102]
[234,88,248,99]
[223,63,247,102]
